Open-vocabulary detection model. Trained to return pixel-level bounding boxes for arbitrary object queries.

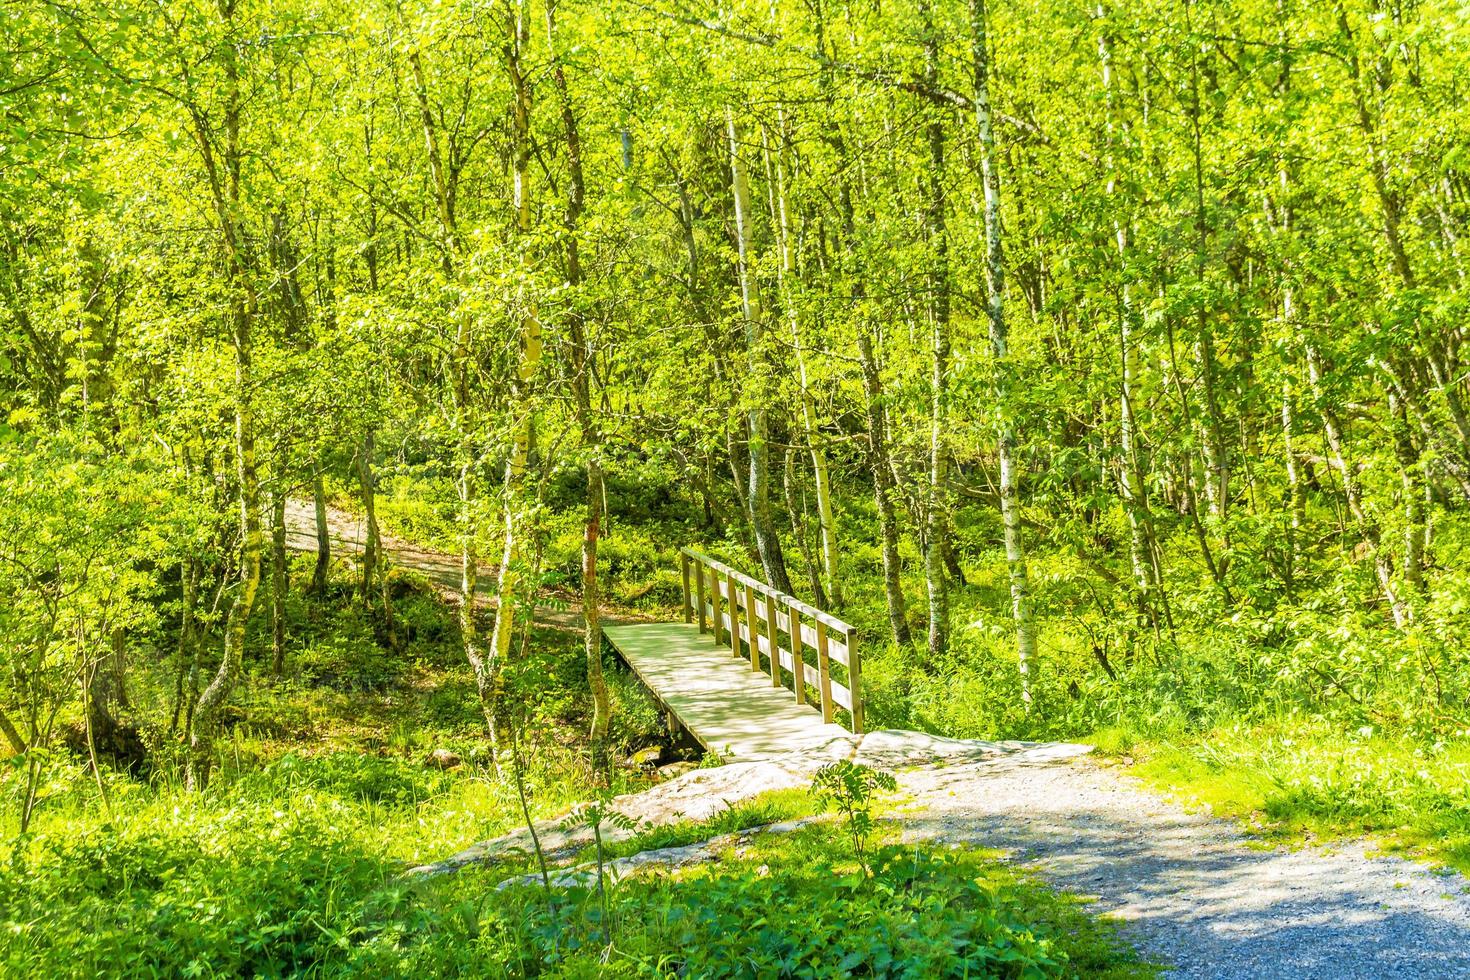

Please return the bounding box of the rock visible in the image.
[406,731,1095,877]
[630,746,663,768]
[657,761,697,780]
[424,748,461,770]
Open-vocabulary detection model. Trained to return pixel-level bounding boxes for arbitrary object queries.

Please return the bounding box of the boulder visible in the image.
[424,748,461,770]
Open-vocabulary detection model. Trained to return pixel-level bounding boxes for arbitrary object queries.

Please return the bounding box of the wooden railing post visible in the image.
[710,565,724,645]
[694,557,707,633]
[788,601,805,705]
[815,619,835,725]
[764,592,781,688]
[846,628,863,734]
[680,551,693,623]
[727,571,742,660]
[743,581,761,673]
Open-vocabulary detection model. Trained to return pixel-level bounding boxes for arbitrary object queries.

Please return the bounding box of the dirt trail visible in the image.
[283,498,638,631]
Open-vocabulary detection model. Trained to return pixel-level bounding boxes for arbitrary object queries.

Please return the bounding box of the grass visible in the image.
[1123,719,1470,873]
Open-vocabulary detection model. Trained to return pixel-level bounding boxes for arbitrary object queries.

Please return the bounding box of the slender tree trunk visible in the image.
[921,0,952,660]
[1281,371,1303,593]
[311,466,330,595]
[1186,4,1230,524]
[726,109,795,595]
[1274,16,1304,598]
[858,331,912,647]
[85,627,122,750]
[1306,341,1411,627]
[357,430,379,607]
[767,118,842,608]
[188,3,263,789]
[547,0,610,759]
[970,0,1036,700]
[1390,393,1427,596]
[271,489,287,675]
[170,557,198,733]
[408,44,500,749]
[1099,10,1160,641]
[784,447,829,608]
[488,3,544,759]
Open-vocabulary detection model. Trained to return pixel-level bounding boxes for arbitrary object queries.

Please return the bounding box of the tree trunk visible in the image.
[311,467,330,595]
[921,0,952,661]
[547,0,610,761]
[858,331,912,647]
[726,108,795,595]
[408,43,501,750]
[1306,341,1411,627]
[768,118,842,608]
[487,4,544,759]
[784,447,829,608]
[1281,371,1303,593]
[271,489,288,675]
[1390,393,1427,596]
[1099,11,1163,642]
[1186,6,1230,524]
[970,0,1036,700]
[188,1,263,790]
[170,557,199,734]
[357,430,379,607]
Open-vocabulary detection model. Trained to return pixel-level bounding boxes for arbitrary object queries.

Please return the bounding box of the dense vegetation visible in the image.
[5,0,1470,973]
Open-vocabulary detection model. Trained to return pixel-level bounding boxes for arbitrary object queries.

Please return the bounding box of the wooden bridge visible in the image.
[602,549,863,761]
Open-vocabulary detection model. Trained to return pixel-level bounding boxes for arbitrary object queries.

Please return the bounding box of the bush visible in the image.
[0,796,391,978]
[470,836,1120,979]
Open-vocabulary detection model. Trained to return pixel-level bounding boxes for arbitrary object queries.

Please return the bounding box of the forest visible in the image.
[4,0,1470,976]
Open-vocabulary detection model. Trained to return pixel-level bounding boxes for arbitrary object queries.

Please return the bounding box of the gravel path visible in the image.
[897,751,1470,979]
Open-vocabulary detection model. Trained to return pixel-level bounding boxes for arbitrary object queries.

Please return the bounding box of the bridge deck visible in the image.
[603,622,852,761]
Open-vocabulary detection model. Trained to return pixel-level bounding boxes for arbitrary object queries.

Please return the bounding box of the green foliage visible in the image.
[811,761,899,877]
[0,792,392,978]
[466,829,1152,979]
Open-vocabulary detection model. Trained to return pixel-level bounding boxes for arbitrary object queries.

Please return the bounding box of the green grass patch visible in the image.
[1131,719,1470,872]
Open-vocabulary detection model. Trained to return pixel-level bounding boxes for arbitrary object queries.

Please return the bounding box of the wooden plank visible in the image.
[710,566,724,645]
[604,622,851,760]
[769,606,849,668]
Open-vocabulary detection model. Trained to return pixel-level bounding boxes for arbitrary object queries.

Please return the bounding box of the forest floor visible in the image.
[285,503,1470,978]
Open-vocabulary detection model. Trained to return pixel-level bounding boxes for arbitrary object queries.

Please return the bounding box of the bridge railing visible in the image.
[679,548,863,733]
